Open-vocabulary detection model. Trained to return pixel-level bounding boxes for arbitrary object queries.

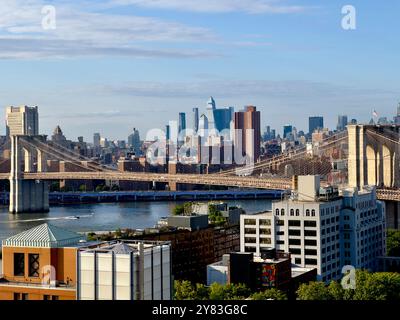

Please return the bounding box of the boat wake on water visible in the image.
[0,213,94,224]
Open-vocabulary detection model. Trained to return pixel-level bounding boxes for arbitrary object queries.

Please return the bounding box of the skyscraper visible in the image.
[165,125,171,141]
[193,107,199,133]
[93,133,101,148]
[178,112,186,133]
[128,128,141,155]
[283,125,293,139]
[6,106,39,136]
[206,97,216,131]
[337,115,348,131]
[309,116,324,135]
[394,103,400,124]
[214,107,233,132]
[234,106,261,162]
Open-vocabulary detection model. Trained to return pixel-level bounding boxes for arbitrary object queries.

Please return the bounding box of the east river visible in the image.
[0,199,272,240]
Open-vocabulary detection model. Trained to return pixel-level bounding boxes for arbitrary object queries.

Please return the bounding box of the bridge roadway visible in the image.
[1,172,399,201]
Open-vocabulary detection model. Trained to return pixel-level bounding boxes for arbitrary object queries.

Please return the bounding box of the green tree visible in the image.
[208,204,227,226]
[353,270,400,300]
[208,283,250,300]
[174,280,197,300]
[327,281,346,300]
[78,184,87,192]
[172,204,185,216]
[95,184,104,192]
[250,288,287,300]
[387,229,400,257]
[297,281,332,300]
[195,284,210,300]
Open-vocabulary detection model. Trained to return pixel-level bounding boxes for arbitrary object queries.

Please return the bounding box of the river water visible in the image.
[0,199,272,240]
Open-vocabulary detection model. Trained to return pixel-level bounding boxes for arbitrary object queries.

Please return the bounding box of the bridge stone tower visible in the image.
[348,124,400,189]
[7,106,49,213]
[348,124,400,229]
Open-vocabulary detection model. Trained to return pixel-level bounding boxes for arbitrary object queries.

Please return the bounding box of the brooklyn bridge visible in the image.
[1,123,400,229]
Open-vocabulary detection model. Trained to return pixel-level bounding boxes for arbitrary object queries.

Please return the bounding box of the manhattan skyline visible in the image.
[0,0,399,140]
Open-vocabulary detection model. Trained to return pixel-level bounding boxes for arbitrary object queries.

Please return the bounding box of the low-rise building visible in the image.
[0,224,173,300]
[77,240,172,300]
[207,250,316,295]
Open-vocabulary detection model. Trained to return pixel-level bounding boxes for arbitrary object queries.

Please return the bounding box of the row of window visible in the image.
[14,293,59,300]
[275,208,317,217]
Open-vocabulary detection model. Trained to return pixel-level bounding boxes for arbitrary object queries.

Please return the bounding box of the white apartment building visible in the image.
[240,175,386,283]
[77,240,172,300]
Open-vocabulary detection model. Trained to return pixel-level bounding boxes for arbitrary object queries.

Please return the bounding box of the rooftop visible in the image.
[2,223,84,248]
[78,240,170,254]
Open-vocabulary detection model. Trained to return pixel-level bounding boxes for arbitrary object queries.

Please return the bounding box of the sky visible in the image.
[0,0,399,142]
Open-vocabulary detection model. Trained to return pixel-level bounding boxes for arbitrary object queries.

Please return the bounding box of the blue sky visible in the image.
[0,0,399,141]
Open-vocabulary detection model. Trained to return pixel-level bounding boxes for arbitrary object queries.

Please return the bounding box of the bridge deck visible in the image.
[1,172,399,201]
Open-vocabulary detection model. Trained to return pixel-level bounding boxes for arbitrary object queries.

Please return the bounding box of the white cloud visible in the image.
[110,0,305,14]
[0,0,217,59]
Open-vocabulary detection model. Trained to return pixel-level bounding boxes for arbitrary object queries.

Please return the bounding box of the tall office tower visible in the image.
[178,113,186,134]
[234,106,261,162]
[206,96,216,131]
[309,116,324,135]
[394,103,400,124]
[165,125,171,141]
[214,107,234,133]
[6,106,39,136]
[93,133,101,148]
[193,107,199,133]
[240,175,386,283]
[336,115,348,131]
[283,125,293,139]
[128,128,141,155]
[198,114,209,137]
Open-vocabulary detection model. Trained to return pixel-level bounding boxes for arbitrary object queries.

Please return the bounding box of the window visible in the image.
[304,230,317,237]
[289,239,301,245]
[304,221,316,227]
[260,228,271,235]
[296,209,300,216]
[52,296,59,300]
[14,253,25,277]
[295,258,302,264]
[306,209,310,217]
[305,259,318,266]
[28,254,40,277]
[281,209,285,216]
[260,219,271,226]
[277,231,285,236]
[290,209,294,216]
[21,294,29,301]
[245,237,256,243]
[260,238,271,244]
[43,295,50,301]
[245,228,256,234]
[311,209,316,217]
[244,219,256,225]
[289,220,301,227]
[305,239,317,246]
[275,209,279,216]
[245,246,256,253]
[289,229,301,236]
[305,249,317,256]
[290,248,301,255]
[277,240,285,245]
[277,220,285,226]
